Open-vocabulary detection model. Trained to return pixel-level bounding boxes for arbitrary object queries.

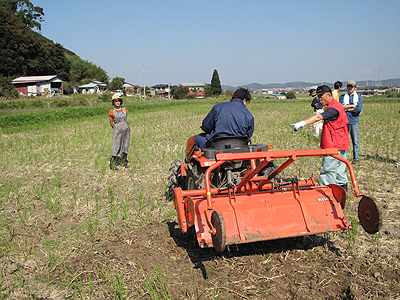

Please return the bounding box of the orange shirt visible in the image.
[108,107,128,118]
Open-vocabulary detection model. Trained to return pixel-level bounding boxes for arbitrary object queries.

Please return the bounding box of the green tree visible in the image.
[50,43,71,81]
[210,69,222,95]
[170,85,178,98]
[0,76,19,97]
[282,92,296,99]
[145,86,151,97]
[205,85,213,97]
[0,0,44,31]
[171,85,189,99]
[66,53,108,85]
[109,77,125,91]
[0,2,108,97]
[0,7,73,79]
[0,7,36,76]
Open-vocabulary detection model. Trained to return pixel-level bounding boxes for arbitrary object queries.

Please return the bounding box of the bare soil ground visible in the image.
[2,157,400,300]
[2,220,400,299]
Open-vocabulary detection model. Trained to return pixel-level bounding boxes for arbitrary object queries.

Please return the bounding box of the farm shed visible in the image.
[78,81,107,94]
[12,75,63,96]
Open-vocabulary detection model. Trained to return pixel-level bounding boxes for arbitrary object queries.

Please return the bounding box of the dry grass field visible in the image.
[0,95,399,299]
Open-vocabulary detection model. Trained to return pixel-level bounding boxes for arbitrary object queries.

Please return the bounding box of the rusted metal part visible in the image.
[358,196,382,234]
[258,156,297,190]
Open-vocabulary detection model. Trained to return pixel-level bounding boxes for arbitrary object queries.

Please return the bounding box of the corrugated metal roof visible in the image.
[79,83,98,88]
[90,81,107,86]
[12,75,59,83]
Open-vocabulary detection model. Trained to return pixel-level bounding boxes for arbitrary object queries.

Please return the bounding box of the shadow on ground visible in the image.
[363,154,399,165]
[167,221,341,280]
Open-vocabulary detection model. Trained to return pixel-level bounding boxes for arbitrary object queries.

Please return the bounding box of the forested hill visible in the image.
[0,3,108,94]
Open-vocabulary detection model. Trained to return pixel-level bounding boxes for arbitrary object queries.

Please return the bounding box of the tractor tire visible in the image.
[167,160,184,198]
[211,210,226,253]
[186,161,207,190]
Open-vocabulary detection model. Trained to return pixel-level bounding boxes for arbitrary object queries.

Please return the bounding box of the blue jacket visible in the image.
[311,96,323,111]
[201,98,254,143]
[339,93,363,124]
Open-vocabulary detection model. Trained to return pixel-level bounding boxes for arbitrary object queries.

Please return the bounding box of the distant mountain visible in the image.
[358,78,400,87]
[222,81,325,91]
[222,78,400,91]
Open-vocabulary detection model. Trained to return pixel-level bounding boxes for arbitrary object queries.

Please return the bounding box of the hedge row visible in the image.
[0,100,205,130]
[0,106,108,128]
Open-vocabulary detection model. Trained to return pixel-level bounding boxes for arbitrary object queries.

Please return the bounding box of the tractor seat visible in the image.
[210,135,248,150]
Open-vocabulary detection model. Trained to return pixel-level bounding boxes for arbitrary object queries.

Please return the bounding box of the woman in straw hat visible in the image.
[108,93,130,170]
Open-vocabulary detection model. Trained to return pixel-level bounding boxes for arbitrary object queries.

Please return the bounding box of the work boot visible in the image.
[339,183,348,192]
[122,153,128,167]
[110,156,118,171]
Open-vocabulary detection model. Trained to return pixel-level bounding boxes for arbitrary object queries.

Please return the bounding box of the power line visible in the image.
[143,65,168,75]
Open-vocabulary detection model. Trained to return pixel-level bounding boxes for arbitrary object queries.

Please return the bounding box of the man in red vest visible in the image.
[291,85,349,191]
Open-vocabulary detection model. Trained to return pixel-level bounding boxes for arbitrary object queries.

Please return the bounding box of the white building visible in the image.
[78,81,107,94]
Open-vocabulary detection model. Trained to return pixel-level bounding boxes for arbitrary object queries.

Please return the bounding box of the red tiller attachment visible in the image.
[173,148,381,253]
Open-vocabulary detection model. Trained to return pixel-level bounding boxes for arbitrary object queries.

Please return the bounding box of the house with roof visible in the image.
[78,81,107,94]
[151,84,171,98]
[182,82,206,98]
[12,75,63,96]
[123,82,138,96]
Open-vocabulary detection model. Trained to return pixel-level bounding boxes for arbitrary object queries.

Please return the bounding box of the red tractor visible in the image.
[168,135,382,253]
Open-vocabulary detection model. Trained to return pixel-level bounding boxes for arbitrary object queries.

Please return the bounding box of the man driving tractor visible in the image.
[194,87,254,148]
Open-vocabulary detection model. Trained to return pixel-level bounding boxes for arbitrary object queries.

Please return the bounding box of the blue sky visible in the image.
[34,0,400,86]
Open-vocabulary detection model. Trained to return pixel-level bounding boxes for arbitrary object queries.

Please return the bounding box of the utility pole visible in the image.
[143,64,145,98]
[168,72,170,99]
[373,65,376,86]
[379,68,381,86]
